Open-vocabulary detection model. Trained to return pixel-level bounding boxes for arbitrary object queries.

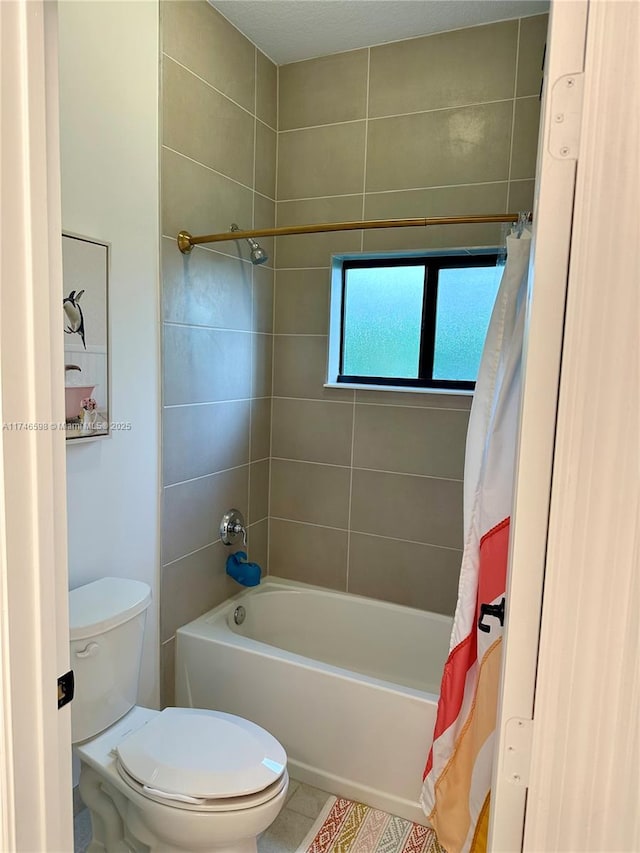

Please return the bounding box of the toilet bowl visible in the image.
[70,578,288,853]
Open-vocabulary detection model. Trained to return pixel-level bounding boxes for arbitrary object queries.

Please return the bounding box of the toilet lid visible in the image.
[116,708,286,800]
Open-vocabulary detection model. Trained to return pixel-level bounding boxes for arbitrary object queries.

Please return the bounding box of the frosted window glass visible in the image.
[343,266,424,378]
[433,265,502,382]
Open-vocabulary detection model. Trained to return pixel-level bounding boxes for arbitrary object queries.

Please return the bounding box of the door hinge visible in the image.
[548,72,585,161]
[57,670,74,709]
[502,717,533,787]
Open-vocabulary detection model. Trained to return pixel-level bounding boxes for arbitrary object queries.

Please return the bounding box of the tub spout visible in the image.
[226,551,261,587]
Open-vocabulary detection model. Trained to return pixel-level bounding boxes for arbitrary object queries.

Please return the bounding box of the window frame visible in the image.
[335,251,501,392]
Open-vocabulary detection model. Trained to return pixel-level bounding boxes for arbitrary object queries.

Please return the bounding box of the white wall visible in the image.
[58,0,160,709]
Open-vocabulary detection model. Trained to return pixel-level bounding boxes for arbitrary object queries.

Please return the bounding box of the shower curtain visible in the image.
[420,228,533,853]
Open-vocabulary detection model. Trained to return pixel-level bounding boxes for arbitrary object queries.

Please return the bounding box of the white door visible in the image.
[0,1,73,850]
[491,1,640,850]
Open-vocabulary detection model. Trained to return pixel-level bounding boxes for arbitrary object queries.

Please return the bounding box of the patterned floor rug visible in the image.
[296,796,445,853]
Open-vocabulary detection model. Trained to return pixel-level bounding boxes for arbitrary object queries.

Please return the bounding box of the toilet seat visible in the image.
[115,707,287,811]
[116,763,289,812]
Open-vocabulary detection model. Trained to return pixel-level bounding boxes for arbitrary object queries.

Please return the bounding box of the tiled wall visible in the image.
[159,1,277,705]
[270,16,548,614]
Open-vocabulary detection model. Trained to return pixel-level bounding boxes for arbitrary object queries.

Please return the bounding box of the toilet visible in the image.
[70,577,288,853]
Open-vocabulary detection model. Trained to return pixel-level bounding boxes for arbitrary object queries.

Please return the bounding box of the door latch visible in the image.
[57,670,74,709]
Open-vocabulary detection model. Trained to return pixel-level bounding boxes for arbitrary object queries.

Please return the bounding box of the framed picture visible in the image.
[62,233,110,441]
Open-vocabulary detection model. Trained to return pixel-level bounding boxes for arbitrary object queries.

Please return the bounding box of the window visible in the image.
[329,252,501,391]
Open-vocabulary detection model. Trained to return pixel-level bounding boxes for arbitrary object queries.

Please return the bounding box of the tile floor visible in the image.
[73,778,332,853]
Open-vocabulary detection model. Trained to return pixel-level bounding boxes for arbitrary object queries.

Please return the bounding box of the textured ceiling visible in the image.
[210,0,550,65]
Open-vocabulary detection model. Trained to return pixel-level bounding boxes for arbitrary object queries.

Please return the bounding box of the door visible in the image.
[492,1,640,850]
[0,1,73,850]
[489,1,589,849]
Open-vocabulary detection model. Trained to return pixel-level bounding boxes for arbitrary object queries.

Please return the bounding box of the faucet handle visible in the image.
[220,509,247,547]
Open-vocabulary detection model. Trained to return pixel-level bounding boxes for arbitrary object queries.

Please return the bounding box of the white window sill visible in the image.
[323,382,474,396]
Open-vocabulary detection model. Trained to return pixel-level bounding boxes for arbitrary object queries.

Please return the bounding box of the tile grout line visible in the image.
[271,456,464,482]
[164,395,470,412]
[266,62,281,578]
[270,394,471,412]
[277,94,540,135]
[162,518,269,572]
[162,52,277,132]
[165,461,252,490]
[270,516,463,553]
[361,46,371,243]
[345,398,356,593]
[346,48,371,592]
[162,145,276,203]
[164,321,272,335]
[276,179,513,205]
[507,18,522,205]
[248,47,258,535]
[164,398,270,409]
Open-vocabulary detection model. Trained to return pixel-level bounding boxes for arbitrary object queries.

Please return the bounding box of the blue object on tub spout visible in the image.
[226,551,261,587]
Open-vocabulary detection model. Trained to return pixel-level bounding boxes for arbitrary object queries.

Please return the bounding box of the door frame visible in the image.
[0,1,73,850]
[489,1,589,848]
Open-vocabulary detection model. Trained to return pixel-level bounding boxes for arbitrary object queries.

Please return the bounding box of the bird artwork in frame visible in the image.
[62,233,110,441]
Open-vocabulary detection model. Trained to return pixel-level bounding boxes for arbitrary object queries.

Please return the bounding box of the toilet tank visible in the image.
[69,577,151,743]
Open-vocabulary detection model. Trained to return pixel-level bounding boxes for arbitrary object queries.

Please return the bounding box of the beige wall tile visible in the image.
[362,182,508,252]
[252,265,274,333]
[248,518,269,573]
[508,180,535,213]
[249,459,270,523]
[162,148,253,263]
[351,469,463,548]
[163,465,249,565]
[162,1,255,112]
[272,398,353,466]
[270,460,350,528]
[278,122,366,200]
[162,238,252,330]
[279,50,368,130]
[353,404,468,479]
[369,21,517,118]
[251,397,271,461]
[163,324,252,405]
[275,268,330,334]
[163,57,254,187]
[161,540,239,640]
[251,333,273,398]
[366,101,513,192]
[255,121,277,199]
[276,196,362,268]
[511,97,541,179]
[517,15,549,97]
[257,50,277,129]
[160,638,175,707]
[349,533,461,614]
[254,193,275,265]
[355,389,472,410]
[163,400,250,485]
[273,335,353,402]
[269,519,348,589]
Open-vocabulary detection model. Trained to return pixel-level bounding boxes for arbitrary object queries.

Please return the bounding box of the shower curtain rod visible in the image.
[176,213,529,254]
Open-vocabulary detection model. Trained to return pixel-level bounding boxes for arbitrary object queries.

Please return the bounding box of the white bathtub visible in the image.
[175,578,452,823]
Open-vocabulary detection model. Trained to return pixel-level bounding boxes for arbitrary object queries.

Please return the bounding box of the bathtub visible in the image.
[175,578,452,824]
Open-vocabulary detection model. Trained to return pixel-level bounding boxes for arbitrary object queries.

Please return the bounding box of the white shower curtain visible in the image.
[420,229,533,853]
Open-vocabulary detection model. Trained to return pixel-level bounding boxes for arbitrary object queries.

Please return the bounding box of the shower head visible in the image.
[247,237,269,265]
[230,223,269,266]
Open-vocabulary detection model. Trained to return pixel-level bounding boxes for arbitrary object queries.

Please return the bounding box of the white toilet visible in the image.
[70,577,288,853]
